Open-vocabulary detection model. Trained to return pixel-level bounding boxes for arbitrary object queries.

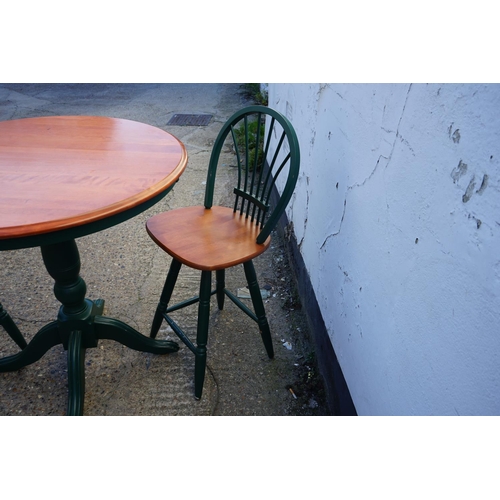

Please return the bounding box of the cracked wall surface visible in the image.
[268,83,500,416]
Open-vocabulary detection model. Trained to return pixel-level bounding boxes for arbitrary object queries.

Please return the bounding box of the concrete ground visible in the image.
[0,83,330,416]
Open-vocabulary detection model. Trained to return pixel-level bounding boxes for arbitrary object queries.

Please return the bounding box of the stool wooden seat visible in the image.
[147,205,271,271]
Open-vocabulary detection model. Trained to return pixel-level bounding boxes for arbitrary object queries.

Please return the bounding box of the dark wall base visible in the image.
[275,213,357,416]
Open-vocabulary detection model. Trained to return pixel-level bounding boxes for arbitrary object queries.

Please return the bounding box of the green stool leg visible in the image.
[243,260,274,359]
[0,301,27,350]
[194,270,212,399]
[150,258,182,339]
[215,269,225,310]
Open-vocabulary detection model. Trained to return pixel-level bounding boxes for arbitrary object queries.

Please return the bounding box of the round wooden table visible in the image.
[0,116,188,415]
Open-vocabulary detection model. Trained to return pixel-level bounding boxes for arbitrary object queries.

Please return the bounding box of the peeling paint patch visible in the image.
[476,174,488,195]
[448,123,461,143]
[451,160,468,183]
[462,175,476,203]
[468,214,482,229]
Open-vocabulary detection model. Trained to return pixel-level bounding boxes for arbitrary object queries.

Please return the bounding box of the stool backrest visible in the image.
[204,105,300,244]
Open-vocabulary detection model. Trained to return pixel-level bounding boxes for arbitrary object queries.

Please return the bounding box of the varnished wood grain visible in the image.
[0,116,187,239]
[146,206,271,271]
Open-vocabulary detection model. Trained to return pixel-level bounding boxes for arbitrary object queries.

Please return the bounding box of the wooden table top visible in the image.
[0,116,187,242]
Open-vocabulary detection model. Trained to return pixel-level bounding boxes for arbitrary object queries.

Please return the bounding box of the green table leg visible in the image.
[67,330,85,416]
[0,301,28,349]
[0,321,61,371]
[95,315,180,354]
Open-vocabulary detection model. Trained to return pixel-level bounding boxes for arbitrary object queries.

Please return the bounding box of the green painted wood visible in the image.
[0,321,61,372]
[243,260,274,359]
[1,238,179,414]
[150,258,182,339]
[223,288,258,323]
[194,271,212,399]
[216,269,225,310]
[95,316,178,354]
[203,105,300,245]
[163,313,198,355]
[149,105,299,398]
[0,301,27,349]
[166,295,203,313]
[67,331,85,416]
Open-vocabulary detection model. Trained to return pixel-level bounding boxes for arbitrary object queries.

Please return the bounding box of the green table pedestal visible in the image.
[0,239,179,415]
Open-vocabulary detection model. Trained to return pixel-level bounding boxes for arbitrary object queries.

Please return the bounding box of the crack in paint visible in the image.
[320,199,346,249]
[321,86,413,247]
[348,154,389,190]
[348,84,413,191]
[382,83,413,171]
[298,184,310,251]
[319,85,413,249]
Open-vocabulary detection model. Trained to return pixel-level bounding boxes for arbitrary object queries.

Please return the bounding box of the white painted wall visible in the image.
[268,83,500,415]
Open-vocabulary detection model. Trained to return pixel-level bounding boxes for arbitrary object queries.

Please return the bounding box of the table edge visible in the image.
[0,146,187,244]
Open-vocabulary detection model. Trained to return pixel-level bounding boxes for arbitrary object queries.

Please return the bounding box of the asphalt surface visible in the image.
[0,83,329,416]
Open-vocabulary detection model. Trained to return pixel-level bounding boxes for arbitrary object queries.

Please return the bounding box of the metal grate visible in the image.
[167,114,213,126]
